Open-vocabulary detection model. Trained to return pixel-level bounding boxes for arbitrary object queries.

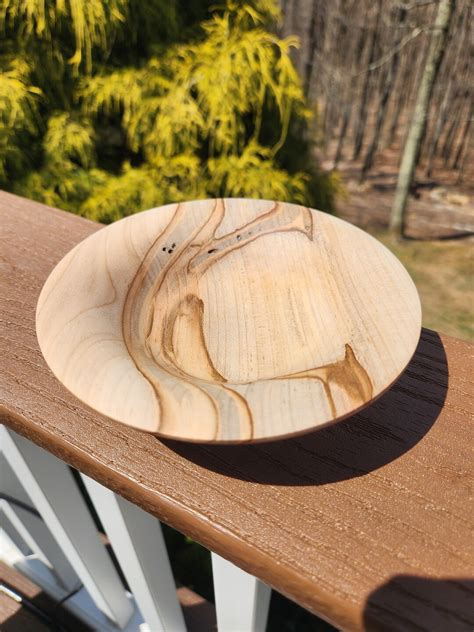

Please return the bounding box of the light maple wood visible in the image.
[35,198,421,442]
[1,192,472,631]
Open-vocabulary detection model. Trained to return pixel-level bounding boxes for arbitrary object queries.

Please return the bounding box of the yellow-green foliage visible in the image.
[44,113,96,168]
[81,155,206,223]
[80,6,309,157]
[2,0,126,71]
[0,59,41,180]
[208,142,308,202]
[2,0,339,222]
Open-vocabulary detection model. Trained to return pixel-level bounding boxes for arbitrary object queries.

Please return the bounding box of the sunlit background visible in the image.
[0,0,471,328]
[1,1,472,628]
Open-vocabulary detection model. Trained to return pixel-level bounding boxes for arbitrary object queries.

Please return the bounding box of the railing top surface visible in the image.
[1,191,472,631]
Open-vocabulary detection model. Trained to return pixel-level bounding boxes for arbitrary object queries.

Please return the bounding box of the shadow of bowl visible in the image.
[164,330,448,486]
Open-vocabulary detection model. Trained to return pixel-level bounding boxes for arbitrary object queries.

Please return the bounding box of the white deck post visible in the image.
[0,454,80,591]
[81,474,187,632]
[0,506,31,555]
[0,426,134,628]
[211,552,271,632]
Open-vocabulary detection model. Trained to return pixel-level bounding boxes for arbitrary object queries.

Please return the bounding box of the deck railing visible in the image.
[0,191,472,631]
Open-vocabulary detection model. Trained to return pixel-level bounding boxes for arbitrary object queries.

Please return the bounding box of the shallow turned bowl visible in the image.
[36,199,421,443]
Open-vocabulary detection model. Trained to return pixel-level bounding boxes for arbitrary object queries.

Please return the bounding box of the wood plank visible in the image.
[1,191,473,631]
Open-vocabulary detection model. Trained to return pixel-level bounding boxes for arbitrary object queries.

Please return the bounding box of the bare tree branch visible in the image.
[354,27,424,76]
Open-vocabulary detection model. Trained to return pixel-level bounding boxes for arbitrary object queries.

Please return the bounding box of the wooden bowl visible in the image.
[36,199,421,443]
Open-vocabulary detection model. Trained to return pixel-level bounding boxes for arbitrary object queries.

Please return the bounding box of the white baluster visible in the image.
[0,426,134,628]
[211,553,271,632]
[81,474,187,632]
[0,454,80,591]
[1,505,31,555]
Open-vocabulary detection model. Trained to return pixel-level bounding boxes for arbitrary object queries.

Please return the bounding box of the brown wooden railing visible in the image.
[1,191,472,631]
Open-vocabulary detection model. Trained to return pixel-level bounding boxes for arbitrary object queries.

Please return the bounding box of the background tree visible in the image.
[0,0,338,221]
[281,0,472,199]
[390,0,455,234]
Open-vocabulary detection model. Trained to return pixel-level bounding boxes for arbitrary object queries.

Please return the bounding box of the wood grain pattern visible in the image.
[1,192,472,631]
[36,198,421,442]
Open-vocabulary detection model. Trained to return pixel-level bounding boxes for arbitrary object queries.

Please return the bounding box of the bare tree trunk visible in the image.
[387,59,408,146]
[334,11,367,166]
[321,2,348,147]
[456,122,472,184]
[322,82,336,146]
[361,6,407,180]
[390,0,455,236]
[453,102,473,169]
[334,104,351,166]
[304,0,320,96]
[424,3,467,175]
[425,78,452,177]
[388,21,431,151]
[384,7,418,148]
[352,0,383,161]
[441,92,465,164]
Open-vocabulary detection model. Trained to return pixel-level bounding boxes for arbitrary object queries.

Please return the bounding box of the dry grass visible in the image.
[375,232,473,342]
